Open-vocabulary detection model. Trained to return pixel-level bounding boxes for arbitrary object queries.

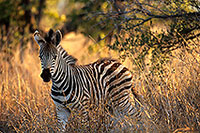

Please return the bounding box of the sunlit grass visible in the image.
[0,39,199,132]
[0,50,59,132]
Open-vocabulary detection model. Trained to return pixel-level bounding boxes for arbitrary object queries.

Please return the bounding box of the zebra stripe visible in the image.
[34,29,141,129]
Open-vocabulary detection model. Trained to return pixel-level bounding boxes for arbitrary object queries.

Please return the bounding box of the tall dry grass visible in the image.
[136,47,200,132]
[0,44,59,132]
[0,34,199,132]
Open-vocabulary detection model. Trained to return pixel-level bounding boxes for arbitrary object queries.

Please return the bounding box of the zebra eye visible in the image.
[53,55,57,60]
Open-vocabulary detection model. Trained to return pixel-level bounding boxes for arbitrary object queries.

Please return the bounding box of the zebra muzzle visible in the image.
[40,68,51,82]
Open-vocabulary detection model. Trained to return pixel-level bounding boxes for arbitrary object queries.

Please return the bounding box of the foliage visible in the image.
[61,0,111,37]
[63,0,200,72]
[0,0,46,61]
[0,40,199,132]
[0,0,199,132]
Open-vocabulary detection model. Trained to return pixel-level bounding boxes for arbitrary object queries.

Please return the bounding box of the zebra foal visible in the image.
[34,29,142,129]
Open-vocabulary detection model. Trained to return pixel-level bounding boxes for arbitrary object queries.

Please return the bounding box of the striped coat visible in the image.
[34,29,141,129]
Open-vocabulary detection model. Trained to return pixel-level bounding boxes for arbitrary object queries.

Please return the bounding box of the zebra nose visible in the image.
[40,68,51,82]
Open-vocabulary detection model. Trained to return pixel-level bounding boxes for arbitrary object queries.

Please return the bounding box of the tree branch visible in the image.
[121,11,200,29]
[147,11,200,19]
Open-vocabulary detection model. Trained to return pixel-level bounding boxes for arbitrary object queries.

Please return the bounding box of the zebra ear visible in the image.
[54,30,62,46]
[34,30,45,47]
[45,29,54,43]
[48,29,54,38]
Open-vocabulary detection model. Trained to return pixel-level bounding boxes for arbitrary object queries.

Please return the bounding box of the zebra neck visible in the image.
[51,61,75,91]
[57,45,77,65]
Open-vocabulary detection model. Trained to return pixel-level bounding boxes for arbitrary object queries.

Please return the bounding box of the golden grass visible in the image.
[0,50,59,132]
[0,36,199,132]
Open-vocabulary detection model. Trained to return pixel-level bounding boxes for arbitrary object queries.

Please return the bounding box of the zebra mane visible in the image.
[57,45,77,65]
[43,29,77,65]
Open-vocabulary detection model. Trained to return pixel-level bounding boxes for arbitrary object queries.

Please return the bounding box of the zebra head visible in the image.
[34,29,62,82]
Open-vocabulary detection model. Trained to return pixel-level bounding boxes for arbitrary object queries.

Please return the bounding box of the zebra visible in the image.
[33,29,142,129]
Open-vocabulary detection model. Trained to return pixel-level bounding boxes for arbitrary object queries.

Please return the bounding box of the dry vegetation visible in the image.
[0,33,199,132]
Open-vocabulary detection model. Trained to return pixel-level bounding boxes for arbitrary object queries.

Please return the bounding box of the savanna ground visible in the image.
[0,31,199,132]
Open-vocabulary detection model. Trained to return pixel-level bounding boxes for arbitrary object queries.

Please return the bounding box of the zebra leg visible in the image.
[80,108,90,127]
[111,91,142,118]
[109,92,143,130]
[120,94,144,130]
[54,102,71,131]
